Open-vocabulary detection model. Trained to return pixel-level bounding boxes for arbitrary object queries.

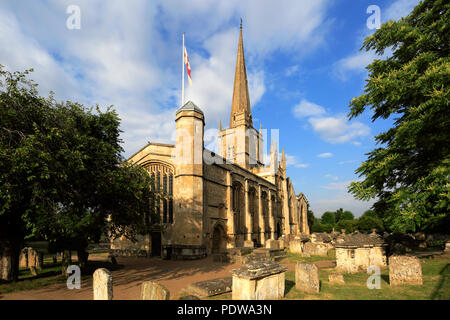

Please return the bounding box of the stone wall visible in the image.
[336,246,387,273]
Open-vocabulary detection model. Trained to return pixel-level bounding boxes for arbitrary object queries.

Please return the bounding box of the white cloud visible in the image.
[308,116,370,144]
[293,99,326,118]
[285,154,309,169]
[333,51,378,80]
[385,0,420,21]
[317,152,333,158]
[285,65,299,77]
[325,174,338,181]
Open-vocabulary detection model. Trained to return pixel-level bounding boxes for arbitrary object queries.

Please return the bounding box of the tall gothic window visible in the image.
[145,162,175,225]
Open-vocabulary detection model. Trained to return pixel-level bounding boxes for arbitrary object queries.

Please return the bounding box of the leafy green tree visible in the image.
[321,211,336,226]
[335,219,358,233]
[357,216,385,233]
[340,210,354,221]
[0,67,157,280]
[307,208,315,231]
[361,209,377,218]
[347,0,450,233]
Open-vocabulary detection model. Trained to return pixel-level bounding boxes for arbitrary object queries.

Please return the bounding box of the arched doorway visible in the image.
[212,224,226,254]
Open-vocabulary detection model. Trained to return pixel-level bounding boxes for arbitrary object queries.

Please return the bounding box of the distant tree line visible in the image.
[309,208,384,234]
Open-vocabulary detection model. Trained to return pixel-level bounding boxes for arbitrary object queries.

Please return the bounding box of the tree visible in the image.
[357,216,385,233]
[321,211,336,226]
[347,0,450,233]
[307,208,315,231]
[340,210,354,221]
[335,219,358,233]
[335,208,344,222]
[0,67,157,280]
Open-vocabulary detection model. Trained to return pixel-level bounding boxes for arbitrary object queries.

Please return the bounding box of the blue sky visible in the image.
[0,0,420,217]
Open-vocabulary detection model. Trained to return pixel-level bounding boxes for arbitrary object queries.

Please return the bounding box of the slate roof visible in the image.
[176,100,204,115]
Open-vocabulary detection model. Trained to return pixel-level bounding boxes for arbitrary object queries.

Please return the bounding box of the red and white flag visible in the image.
[184,46,192,86]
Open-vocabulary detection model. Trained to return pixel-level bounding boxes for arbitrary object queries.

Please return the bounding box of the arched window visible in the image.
[144,162,175,225]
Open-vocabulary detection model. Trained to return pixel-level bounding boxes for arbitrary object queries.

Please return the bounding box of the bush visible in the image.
[357,216,384,233]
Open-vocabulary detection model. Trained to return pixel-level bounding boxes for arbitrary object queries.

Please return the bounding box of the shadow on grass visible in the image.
[430,263,450,300]
[381,274,390,285]
[285,280,295,295]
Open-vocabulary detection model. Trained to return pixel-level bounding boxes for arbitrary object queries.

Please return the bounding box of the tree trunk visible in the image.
[61,250,72,276]
[76,247,89,270]
[0,240,22,282]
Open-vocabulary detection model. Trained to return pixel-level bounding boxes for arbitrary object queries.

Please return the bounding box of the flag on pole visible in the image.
[184,46,192,86]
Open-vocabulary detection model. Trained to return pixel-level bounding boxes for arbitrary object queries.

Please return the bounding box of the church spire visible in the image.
[230,20,252,128]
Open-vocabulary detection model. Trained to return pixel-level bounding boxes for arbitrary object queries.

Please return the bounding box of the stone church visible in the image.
[111,25,310,259]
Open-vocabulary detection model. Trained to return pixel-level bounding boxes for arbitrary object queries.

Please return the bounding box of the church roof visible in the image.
[176,100,204,115]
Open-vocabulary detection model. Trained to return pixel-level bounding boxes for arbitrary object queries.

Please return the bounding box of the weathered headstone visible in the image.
[26,248,43,270]
[295,263,320,293]
[19,248,28,268]
[141,281,170,300]
[231,261,287,300]
[328,273,345,284]
[389,255,423,286]
[93,268,113,300]
[0,253,12,282]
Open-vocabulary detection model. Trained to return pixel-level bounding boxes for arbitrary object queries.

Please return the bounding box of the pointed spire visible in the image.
[230,20,252,128]
[219,119,222,131]
[281,147,286,169]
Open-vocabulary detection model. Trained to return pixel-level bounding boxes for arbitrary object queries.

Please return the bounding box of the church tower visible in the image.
[218,22,263,169]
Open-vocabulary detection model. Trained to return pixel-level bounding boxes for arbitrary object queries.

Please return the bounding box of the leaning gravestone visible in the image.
[141,281,170,300]
[295,263,320,293]
[93,268,113,300]
[389,255,423,286]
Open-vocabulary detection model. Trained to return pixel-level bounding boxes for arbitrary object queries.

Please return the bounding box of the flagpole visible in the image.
[182,32,185,107]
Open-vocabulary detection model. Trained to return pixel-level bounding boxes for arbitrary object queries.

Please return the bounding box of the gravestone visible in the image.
[93,268,113,300]
[231,261,287,300]
[19,248,28,268]
[141,281,170,300]
[295,263,320,293]
[389,255,423,286]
